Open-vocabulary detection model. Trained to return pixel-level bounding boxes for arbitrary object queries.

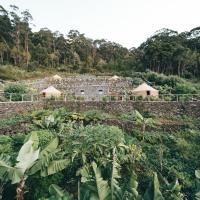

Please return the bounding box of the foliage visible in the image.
[1,5,200,79]
[0,107,200,199]
[4,83,29,101]
[63,125,125,166]
[195,170,200,200]
[79,162,111,200]
[143,173,164,200]
[38,184,73,200]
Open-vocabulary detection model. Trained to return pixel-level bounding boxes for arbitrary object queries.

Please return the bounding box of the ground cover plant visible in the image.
[0,108,199,199]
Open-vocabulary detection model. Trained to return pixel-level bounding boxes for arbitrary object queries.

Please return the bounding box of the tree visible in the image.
[0,42,7,63]
[0,133,69,200]
[21,9,33,67]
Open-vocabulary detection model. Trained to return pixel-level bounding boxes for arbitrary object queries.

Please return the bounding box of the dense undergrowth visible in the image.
[0,108,200,200]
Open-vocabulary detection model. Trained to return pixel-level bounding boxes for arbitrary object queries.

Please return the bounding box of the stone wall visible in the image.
[18,75,133,96]
[0,101,200,119]
[0,101,44,119]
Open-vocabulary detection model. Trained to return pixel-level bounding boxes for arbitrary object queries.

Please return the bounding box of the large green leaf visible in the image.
[28,137,61,176]
[16,133,40,174]
[111,148,121,200]
[40,137,59,157]
[49,184,65,197]
[0,133,40,184]
[166,179,184,200]
[8,168,23,184]
[135,110,144,122]
[47,159,70,176]
[91,162,110,200]
[129,172,139,200]
[143,172,164,200]
[79,162,110,200]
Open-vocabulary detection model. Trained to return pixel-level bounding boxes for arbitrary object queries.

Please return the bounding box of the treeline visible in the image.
[0,4,200,78]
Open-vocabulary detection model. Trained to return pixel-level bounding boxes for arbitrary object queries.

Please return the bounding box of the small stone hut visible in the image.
[132,82,159,98]
[41,86,62,98]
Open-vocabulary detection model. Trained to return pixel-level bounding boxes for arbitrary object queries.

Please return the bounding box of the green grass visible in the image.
[0,65,57,81]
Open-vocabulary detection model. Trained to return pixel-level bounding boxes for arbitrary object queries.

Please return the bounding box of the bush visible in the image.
[4,83,29,101]
[175,83,197,94]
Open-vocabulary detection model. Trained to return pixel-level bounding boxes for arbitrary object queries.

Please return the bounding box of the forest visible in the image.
[0,5,200,78]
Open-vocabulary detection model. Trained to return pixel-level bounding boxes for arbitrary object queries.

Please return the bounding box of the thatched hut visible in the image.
[52,74,62,81]
[109,75,120,81]
[40,86,62,98]
[132,83,159,98]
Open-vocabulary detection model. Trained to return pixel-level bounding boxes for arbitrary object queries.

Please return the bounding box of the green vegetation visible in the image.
[4,83,29,101]
[1,3,200,200]
[0,108,199,199]
[0,5,200,80]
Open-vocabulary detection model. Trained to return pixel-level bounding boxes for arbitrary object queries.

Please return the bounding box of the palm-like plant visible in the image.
[134,110,155,141]
[143,172,164,200]
[39,184,73,200]
[0,132,39,200]
[78,161,110,200]
[0,133,69,200]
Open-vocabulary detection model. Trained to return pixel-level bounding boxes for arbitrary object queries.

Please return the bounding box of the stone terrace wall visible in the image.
[0,101,200,119]
[0,101,44,119]
[18,75,133,95]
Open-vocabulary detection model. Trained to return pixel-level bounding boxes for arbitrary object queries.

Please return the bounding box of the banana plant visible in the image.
[39,184,74,200]
[0,132,39,200]
[134,110,155,141]
[122,172,140,200]
[77,162,111,200]
[33,114,63,130]
[0,132,69,200]
[165,179,184,200]
[195,170,200,200]
[111,147,122,200]
[143,172,164,200]
[29,137,70,177]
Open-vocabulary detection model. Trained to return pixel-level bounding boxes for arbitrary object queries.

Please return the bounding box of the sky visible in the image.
[1,0,200,48]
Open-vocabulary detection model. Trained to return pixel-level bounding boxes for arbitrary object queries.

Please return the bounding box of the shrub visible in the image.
[4,83,29,101]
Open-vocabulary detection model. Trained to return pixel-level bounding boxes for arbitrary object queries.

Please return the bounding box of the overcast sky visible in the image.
[1,0,200,48]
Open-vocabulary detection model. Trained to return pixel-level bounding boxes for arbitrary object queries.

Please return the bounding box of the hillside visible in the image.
[1,3,200,200]
[0,107,200,199]
[0,5,200,79]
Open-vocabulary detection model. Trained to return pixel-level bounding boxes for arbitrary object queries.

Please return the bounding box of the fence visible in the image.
[1,92,200,103]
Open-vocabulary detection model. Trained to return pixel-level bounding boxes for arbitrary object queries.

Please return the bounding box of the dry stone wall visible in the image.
[18,75,133,96]
[0,101,200,119]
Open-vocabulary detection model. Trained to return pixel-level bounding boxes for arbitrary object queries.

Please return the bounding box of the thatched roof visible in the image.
[132,83,158,92]
[41,86,61,95]
[52,74,62,80]
[109,75,120,80]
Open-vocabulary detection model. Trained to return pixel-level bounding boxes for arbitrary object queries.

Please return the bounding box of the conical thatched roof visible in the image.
[109,75,120,80]
[52,74,62,80]
[133,83,158,92]
[41,86,61,95]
